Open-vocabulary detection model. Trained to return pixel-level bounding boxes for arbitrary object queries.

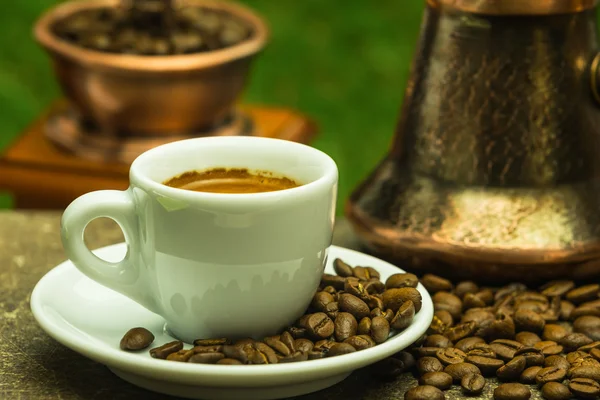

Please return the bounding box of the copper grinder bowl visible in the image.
[34,0,268,135]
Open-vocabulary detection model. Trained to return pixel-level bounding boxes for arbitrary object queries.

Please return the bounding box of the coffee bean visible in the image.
[419,371,453,390]
[433,292,463,320]
[573,316,600,341]
[371,316,391,344]
[334,312,358,342]
[570,358,600,370]
[321,274,346,290]
[339,293,371,320]
[566,350,592,364]
[307,350,326,360]
[352,266,370,280]
[217,358,243,365]
[189,352,225,364]
[435,310,454,327]
[514,347,545,367]
[456,281,480,298]
[414,347,443,357]
[358,317,371,335]
[312,291,335,312]
[535,366,567,385]
[534,341,564,356]
[192,345,224,354]
[305,312,335,340]
[324,301,339,320]
[288,326,307,339]
[468,344,496,359]
[429,315,449,335]
[370,307,384,320]
[404,385,445,400]
[421,274,453,293]
[591,348,600,361]
[444,321,477,342]
[444,362,482,382]
[494,283,525,302]
[516,332,542,347]
[393,350,416,369]
[568,365,600,381]
[488,312,516,341]
[436,348,467,365]
[391,300,415,331]
[333,258,354,277]
[568,377,600,398]
[455,337,486,353]
[567,285,600,305]
[167,349,195,362]
[221,345,248,363]
[343,335,375,350]
[279,331,295,353]
[495,355,525,380]
[491,339,524,361]
[520,366,543,383]
[462,308,495,332]
[417,357,444,375]
[463,292,488,309]
[425,334,453,349]
[278,351,308,363]
[327,343,357,357]
[541,281,576,298]
[263,337,291,357]
[571,305,600,319]
[540,382,571,400]
[543,324,569,342]
[294,339,314,353]
[250,342,279,364]
[514,309,545,333]
[560,332,593,352]
[544,355,570,370]
[385,273,419,289]
[560,301,575,321]
[466,355,505,376]
[344,279,370,301]
[461,373,486,395]
[120,327,154,350]
[150,340,183,359]
[494,382,531,400]
[383,287,422,313]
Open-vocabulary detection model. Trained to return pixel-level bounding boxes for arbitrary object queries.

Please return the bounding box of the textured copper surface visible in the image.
[45,104,254,163]
[430,0,598,15]
[0,212,548,399]
[33,0,268,135]
[346,5,600,283]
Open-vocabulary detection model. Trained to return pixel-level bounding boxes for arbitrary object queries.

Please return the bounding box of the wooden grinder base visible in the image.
[0,101,318,209]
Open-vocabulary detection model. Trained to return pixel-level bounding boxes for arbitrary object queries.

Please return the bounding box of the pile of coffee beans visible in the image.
[120,258,423,364]
[52,0,253,55]
[377,275,600,400]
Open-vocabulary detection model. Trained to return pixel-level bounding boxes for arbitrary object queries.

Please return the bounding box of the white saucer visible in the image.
[31,243,433,400]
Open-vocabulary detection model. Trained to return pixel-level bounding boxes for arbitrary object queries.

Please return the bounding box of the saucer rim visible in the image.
[31,243,433,386]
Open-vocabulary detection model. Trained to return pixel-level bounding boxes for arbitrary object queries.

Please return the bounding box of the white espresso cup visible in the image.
[60,137,338,344]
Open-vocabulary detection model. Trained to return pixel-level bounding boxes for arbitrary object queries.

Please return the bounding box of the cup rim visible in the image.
[129,136,338,203]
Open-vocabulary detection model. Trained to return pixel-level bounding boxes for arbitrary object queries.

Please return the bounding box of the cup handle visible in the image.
[61,189,161,315]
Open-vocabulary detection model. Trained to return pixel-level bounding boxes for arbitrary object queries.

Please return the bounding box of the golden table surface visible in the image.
[0,211,546,399]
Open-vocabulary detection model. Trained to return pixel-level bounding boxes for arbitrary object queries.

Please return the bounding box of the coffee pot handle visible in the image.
[60,189,162,315]
[590,53,600,104]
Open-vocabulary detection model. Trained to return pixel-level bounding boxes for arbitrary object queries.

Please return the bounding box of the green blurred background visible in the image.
[0,0,425,214]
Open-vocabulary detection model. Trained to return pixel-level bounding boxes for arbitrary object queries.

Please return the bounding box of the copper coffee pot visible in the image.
[346,0,600,283]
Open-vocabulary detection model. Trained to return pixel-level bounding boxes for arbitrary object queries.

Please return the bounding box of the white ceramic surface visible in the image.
[31,243,433,400]
[60,136,338,343]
